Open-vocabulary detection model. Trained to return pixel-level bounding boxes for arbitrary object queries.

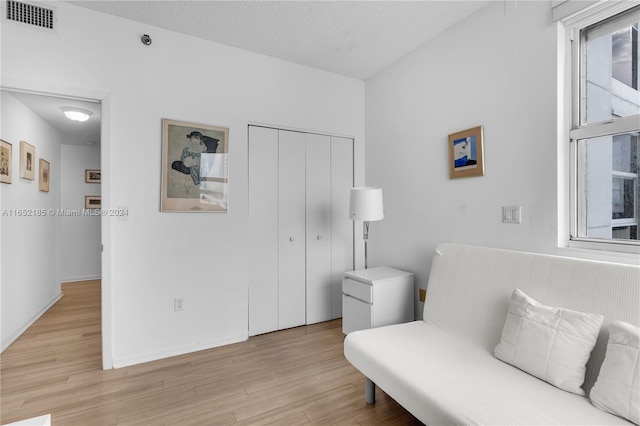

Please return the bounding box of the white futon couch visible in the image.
[344,243,640,425]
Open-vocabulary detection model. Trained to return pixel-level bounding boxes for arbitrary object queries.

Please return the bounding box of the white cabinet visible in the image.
[342,267,414,334]
[248,126,353,336]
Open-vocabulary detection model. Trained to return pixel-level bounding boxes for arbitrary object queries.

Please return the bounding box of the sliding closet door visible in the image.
[330,136,354,319]
[278,130,307,329]
[305,134,332,324]
[248,126,279,336]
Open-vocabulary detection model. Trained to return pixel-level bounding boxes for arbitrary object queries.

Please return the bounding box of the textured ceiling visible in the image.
[9,1,490,145]
[68,0,490,80]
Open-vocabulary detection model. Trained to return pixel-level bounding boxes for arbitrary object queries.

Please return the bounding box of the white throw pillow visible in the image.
[494,289,603,396]
[590,320,640,425]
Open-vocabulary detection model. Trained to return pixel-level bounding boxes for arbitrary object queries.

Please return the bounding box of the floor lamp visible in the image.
[349,187,384,269]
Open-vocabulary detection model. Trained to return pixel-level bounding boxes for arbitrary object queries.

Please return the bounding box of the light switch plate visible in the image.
[502,206,521,224]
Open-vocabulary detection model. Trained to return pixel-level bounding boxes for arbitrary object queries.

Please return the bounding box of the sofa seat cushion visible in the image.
[344,321,632,426]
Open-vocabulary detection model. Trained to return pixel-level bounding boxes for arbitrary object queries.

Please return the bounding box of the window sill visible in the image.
[560,239,640,265]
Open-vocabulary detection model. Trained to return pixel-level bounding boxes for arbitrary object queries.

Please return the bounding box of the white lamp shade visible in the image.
[349,187,384,221]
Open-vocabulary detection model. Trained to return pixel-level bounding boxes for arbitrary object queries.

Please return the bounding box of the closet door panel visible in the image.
[305,134,332,324]
[331,137,354,319]
[248,126,279,335]
[278,130,307,330]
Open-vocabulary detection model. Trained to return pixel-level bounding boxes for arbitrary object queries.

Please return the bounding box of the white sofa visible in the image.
[344,243,640,425]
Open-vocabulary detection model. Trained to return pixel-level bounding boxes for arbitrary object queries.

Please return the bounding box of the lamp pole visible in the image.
[363,221,370,269]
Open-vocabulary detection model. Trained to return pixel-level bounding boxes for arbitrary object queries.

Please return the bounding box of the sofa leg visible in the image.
[365,377,376,404]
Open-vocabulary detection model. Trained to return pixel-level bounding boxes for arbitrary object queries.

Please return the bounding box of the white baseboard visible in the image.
[60,275,101,283]
[112,332,248,369]
[1,292,62,353]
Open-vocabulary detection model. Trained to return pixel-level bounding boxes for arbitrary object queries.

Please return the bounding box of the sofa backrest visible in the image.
[423,243,640,394]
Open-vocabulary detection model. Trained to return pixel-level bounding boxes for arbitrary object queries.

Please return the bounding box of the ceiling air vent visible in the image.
[6,0,54,30]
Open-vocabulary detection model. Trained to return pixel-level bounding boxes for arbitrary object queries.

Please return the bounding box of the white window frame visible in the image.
[563,1,640,255]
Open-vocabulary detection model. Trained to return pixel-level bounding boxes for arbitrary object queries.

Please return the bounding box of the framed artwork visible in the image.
[85,195,101,209]
[161,118,230,212]
[20,141,35,180]
[0,140,12,184]
[85,169,101,183]
[448,126,485,179]
[39,159,50,192]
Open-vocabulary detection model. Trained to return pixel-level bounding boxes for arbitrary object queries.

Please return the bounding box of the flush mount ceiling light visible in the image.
[61,107,92,122]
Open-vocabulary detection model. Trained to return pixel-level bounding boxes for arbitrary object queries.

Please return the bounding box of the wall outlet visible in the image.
[174,297,184,311]
[419,288,426,303]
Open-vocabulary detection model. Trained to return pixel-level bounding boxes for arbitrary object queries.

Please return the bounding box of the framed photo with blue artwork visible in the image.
[448,125,484,179]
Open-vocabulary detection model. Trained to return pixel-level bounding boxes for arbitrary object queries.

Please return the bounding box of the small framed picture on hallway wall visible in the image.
[0,139,12,184]
[20,140,35,180]
[85,169,101,183]
[85,195,101,209]
[39,159,50,192]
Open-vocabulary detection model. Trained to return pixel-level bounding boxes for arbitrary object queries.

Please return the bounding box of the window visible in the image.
[568,5,640,252]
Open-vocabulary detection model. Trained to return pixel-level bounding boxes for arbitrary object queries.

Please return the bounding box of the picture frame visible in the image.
[448,125,485,179]
[20,141,35,180]
[85,195,101,209]
[161,118,230,212]
[85,169,101,183]
[84,169,101,183]
[39,159,50,192]
[0,139,12,184]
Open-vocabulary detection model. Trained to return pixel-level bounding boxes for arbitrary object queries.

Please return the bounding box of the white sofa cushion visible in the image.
[590,320,640,425]
[494,289,603,396]
[344,321,631,425]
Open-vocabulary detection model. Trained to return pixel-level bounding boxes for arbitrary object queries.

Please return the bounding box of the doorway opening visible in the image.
[0,88,103,365]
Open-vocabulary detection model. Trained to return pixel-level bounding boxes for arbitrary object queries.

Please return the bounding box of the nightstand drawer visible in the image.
[342,293,372,334]
[342,278,372,304]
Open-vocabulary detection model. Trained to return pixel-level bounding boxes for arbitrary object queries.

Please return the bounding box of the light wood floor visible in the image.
[1,280,422,425]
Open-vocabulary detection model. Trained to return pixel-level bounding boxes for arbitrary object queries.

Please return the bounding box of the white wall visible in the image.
[1,2,365,367]
[59,144,101,282]
[364,0,638,319]
[0,91,62,351]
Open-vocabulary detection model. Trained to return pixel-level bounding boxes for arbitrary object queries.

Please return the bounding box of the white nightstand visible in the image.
[342,266,414,334]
